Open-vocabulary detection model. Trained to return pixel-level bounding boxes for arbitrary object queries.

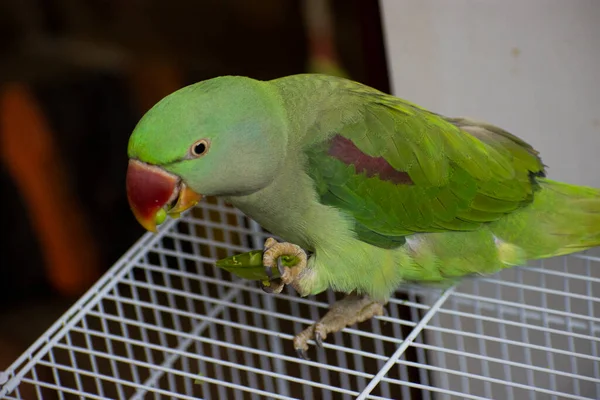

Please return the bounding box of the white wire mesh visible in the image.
[1,198,598,399]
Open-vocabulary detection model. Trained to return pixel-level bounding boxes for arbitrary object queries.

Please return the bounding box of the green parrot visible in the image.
[125,73,600,358]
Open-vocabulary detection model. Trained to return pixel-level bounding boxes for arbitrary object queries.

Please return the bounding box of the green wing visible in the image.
[304,78,546,249]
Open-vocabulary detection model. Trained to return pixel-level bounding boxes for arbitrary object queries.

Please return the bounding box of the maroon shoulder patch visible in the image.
[328,135,413,185]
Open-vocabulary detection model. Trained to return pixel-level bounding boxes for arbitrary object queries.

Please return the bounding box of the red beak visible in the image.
[126,159,202,232]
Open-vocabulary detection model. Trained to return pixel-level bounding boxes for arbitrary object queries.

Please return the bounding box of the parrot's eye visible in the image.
[190,139,210,158]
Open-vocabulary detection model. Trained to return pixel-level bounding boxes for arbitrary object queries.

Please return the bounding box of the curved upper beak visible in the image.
[126,159,203,232]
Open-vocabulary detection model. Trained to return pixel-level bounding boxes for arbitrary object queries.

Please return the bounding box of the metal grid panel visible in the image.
[1,198,598,399]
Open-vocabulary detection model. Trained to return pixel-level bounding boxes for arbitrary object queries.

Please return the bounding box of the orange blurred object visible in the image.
[0,83,100,297]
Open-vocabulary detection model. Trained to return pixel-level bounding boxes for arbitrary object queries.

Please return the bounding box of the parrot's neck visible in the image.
[270,74,360,147]
[223,152,352,252]
[224,75,364,251]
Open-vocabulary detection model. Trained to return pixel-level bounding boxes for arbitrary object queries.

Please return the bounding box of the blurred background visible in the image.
[2,2,599,397]
[0,0,391,370]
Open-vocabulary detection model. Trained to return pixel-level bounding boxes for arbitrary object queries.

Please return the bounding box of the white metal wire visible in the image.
[1,198,598,399]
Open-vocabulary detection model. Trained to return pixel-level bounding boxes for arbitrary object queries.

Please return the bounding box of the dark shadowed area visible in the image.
[0,1,431,398]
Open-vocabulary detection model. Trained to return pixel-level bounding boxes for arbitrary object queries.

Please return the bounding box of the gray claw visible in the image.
[277,257,285,276]
[260,278,281,294]
[296,348,310,360]
[315,332,323,348]
[265,265,273,279]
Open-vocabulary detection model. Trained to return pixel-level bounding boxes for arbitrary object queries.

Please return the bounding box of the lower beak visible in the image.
[126,159,203,232]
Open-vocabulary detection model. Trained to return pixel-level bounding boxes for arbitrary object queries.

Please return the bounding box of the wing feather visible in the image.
[304,77,545,248]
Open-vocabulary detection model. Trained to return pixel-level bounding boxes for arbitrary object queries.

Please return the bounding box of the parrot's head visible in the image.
[126,75,288,232]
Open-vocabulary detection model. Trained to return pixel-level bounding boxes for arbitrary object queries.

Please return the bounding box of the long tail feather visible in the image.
[490,178,600,259]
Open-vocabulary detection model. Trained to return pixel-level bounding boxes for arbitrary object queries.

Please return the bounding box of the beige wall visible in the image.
[380,0,600,187]
[379,1,600,398]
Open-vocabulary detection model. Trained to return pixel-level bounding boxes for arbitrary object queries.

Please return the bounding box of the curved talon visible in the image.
[296,348,309,360]
[265,265,273,280]
[315,332,323,348]
[260,278,284,294]
[260,281,274,294]
[276,257,287,277]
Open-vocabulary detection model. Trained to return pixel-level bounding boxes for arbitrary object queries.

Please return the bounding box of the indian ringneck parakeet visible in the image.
[125,74,600,358]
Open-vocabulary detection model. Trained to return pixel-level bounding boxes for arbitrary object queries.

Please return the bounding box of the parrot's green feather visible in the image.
[270,74,600,299]
[130,73,600,303]
[298,76,545,242]
[491,178,600,258]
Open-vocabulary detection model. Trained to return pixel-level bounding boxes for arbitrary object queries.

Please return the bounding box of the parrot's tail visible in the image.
[491,178,600,260]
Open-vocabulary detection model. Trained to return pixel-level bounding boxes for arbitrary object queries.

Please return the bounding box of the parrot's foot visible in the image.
[260,237,308,294]
[293,293,386,359]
